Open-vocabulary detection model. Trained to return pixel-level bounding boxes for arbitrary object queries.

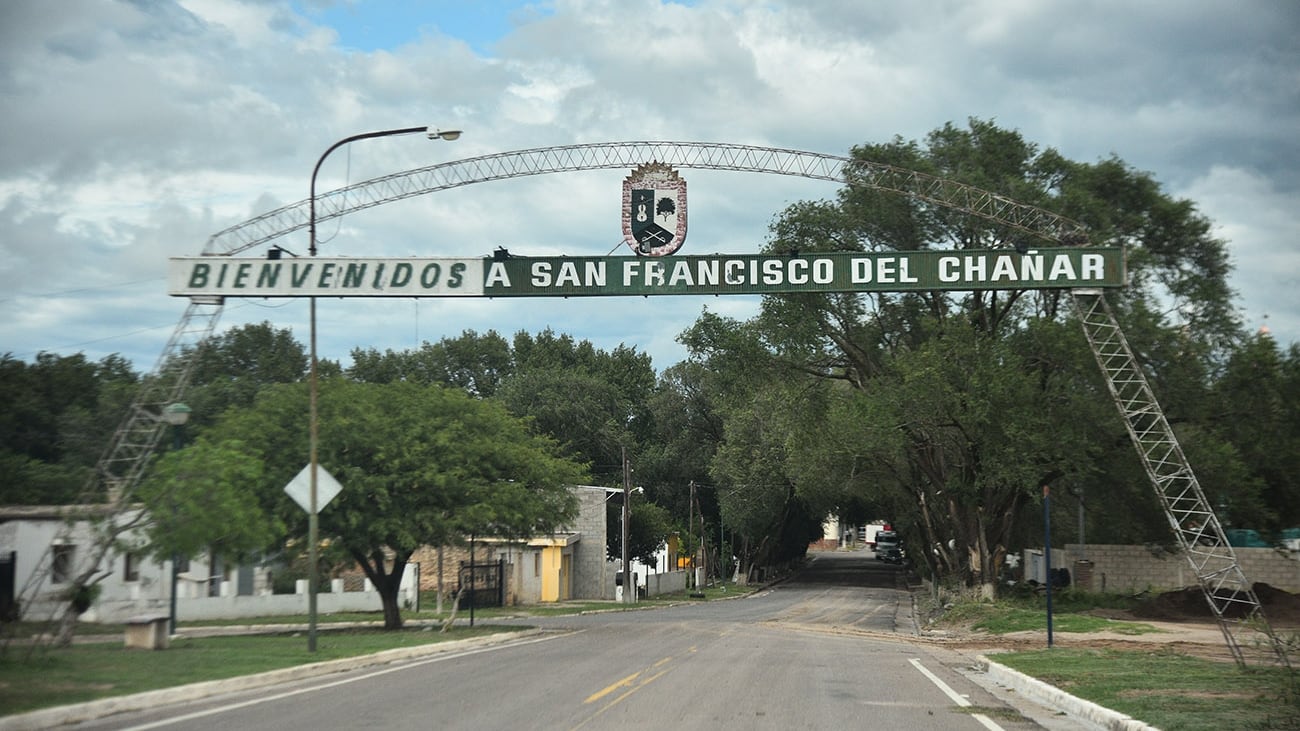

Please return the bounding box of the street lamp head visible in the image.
[428,128,462,141]
[162,402,192,426]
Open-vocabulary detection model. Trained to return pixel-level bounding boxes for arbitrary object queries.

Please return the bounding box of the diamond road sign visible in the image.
[284,464,343,514]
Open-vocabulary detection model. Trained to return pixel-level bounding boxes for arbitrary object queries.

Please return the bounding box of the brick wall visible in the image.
[405,485,611,602]
[408,544,474,593]
[1062,544,1300,593]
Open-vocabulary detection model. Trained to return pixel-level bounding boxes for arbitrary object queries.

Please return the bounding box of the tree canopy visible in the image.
[679,118,1268,593]
[183,378,587,628]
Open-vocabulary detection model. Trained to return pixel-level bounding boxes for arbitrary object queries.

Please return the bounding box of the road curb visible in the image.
[976,654,1159,731]
[0,628,544,731]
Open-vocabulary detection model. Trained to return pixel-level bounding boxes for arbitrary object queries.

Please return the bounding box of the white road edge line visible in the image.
[120,632,571,731]
[909,658,1004,731]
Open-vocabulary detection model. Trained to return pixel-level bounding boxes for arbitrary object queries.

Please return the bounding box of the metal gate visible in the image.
[0,551,15,621]
[457,557,504,609]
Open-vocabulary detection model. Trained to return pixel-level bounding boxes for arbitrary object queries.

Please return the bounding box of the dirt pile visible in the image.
[1131,583,1300,626]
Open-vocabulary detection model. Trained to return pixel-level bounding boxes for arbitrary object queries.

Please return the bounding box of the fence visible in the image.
[1040,544,1300,594]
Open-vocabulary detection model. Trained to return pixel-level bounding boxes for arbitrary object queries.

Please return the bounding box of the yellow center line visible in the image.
[569,652,688,731]
[583,671,642,704]
[571,669,672,730]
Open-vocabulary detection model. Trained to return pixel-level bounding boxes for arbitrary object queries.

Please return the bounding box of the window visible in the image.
[51,544,75,584]
[124,552,141,582]
[534,552,541,578]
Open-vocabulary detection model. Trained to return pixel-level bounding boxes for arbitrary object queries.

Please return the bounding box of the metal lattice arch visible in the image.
[203,141,1088,256]
[15,141,1287,668]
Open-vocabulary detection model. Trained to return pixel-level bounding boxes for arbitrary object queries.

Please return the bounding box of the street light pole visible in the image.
[306,125,460,652]
[161,402,191,637]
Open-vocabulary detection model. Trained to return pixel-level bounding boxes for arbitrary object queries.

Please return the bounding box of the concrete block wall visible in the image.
[1062,544,1300,593]
[645,569,687,596]
[571,486,610,600]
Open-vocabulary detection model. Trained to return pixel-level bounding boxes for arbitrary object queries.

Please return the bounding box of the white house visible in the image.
[0,505,415,625]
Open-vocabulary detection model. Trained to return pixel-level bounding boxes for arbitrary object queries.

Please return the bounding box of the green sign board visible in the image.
[169,247,1125,299]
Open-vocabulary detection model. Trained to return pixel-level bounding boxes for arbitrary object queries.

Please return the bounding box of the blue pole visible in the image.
[1044,485,1053,648]
[169,424,181,636]
[469,533,475,628]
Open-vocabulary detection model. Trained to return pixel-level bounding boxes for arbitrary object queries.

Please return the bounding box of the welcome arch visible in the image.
[27,141,1285,667]
[202,141,1088,257]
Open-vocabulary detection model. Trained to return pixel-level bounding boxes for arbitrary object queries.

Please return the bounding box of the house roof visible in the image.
[472,532,582,548]
[526,533,581,548]
[0,504,129,521]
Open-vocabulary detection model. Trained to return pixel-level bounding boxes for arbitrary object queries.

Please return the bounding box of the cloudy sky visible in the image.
[2,0,1297,376]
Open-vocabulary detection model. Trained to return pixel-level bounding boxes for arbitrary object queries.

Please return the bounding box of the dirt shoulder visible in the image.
[918,584,1300,663]
[922,618,1245,662]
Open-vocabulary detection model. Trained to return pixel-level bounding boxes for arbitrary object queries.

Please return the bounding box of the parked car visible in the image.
[879,545,904,564]
[874,530,901,563]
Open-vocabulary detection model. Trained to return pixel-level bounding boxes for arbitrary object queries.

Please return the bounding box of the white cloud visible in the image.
[1181,165,1300,342]
[1,0,1296,374]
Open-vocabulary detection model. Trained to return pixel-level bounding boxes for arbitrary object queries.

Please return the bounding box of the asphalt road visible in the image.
[66,552,1099,731]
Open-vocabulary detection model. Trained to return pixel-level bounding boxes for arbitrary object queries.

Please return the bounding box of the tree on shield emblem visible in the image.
[622,162,688,256]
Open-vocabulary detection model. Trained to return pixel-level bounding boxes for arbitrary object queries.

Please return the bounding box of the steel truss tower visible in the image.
[1071,290,1288,667]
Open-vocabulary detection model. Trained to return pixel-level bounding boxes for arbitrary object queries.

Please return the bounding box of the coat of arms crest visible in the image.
[622,162,687,256]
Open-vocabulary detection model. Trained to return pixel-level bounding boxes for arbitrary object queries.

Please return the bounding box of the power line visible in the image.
[0,277,165,302]
[7,300,258,361]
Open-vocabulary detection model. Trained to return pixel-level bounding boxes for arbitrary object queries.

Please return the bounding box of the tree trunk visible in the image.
[51,539,115,647]
[440,586,467,633]
[436,546,444,614]
[352,548,409,630]
[53,602,79,648]
[379,583,403,630]
[735,535,751,586]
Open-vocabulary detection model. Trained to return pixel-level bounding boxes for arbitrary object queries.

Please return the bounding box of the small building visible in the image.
[0,504,270,624]
[409,484,613,604]
[1,483,679,623]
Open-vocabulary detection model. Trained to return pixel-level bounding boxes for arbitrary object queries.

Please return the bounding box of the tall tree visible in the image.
[0,352,138,504]
[635,360,724,522]
[135,438,282,564]
[685,119,1244,593]
[679,313,830,576]
[606,494,673,567]
[1210,331,1300,530]
[183,322,308,432]
[208,379,586,628]
[348,329,513,397]
[496,330,656,480]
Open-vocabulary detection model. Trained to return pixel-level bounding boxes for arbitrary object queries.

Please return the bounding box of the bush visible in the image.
[66,583,101,614]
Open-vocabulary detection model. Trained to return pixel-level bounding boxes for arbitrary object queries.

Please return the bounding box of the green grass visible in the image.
[993,648,1300,731]
[0,625,518,716]
[942,603,1162,635]
[932,589,1300,729]
[933,588,1162,635]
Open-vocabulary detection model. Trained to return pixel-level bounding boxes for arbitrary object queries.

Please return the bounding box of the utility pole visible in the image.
[1044,485,1054,648]
[697,488,707,587]
[622,447,632,604]
[688,480,695,589]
